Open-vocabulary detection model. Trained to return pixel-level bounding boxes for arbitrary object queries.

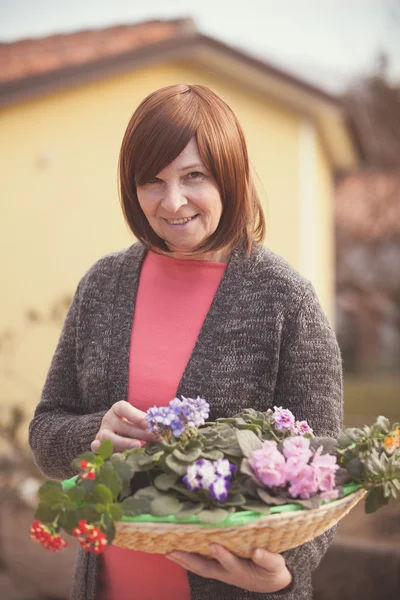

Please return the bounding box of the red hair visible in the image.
[118,84,265,254]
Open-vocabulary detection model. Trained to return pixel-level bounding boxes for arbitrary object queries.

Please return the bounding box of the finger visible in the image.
[252,549,286,573]
[209,544,243,573]
[112,401,148,429]
[166,552,221,579]
[105,417,156,443]
[92,430,142,453]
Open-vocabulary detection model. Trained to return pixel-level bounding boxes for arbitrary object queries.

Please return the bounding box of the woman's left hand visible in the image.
[166,544,292,593]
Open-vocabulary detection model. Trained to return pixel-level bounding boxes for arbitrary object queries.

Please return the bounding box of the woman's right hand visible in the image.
[91,400,158,453]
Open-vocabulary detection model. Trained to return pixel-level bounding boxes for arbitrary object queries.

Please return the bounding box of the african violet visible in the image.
[30,398,400,554]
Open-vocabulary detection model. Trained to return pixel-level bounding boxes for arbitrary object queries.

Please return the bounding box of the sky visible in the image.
[1,0,399,93]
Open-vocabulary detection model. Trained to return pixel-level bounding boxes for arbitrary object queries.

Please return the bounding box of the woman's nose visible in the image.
[160,184,187,213]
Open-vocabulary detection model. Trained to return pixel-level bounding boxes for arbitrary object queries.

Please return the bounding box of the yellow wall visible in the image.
[315,136,335,323]
[0,61,334,417]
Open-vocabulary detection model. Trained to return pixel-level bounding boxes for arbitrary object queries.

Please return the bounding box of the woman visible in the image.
[29,84,343,600]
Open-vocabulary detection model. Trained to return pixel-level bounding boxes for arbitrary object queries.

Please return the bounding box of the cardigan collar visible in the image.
[106,241,262,408]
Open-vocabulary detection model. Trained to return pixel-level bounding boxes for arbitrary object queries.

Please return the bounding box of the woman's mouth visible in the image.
[164,215,198,227]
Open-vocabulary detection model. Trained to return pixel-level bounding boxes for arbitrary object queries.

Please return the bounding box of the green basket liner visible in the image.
[62,476,361,528]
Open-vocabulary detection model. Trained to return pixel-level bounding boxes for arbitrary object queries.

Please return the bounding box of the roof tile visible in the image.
[0,19,193,83]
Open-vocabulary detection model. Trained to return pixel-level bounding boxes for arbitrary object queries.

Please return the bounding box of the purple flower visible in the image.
[282,436,312,461]
[249,441,287,487]
[209,477,231,502]
[182,396,210,427]
[215,458,237,479]
[183,464,202,491]
[272,406,296,432]
[145,396,210,439]
[195,459,216,490]
[182,458,236,500]
[294,420,313,436]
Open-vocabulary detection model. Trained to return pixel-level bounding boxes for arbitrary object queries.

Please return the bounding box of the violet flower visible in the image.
[272,406,296,432]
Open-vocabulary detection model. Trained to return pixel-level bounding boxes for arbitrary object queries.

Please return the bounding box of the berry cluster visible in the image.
[30,520,67,552]
[73,520,108,554]
[79,459,96,480]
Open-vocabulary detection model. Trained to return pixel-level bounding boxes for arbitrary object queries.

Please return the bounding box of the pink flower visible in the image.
[249,441,287,487]
[312,446,339,491]
[318,472,336,493]
[284,455,311,480]
[288,464,317,499]
[294,420,313,436]
[320,489,339,501]
[272,406,296,431]
[282,436,312,461]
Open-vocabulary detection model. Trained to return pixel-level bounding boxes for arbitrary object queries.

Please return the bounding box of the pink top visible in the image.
[99,250,227,600]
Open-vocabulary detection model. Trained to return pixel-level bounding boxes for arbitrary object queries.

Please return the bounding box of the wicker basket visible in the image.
[113,488,366,557]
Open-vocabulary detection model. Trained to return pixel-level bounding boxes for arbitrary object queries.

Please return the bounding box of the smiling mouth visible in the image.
[164,215,198,225]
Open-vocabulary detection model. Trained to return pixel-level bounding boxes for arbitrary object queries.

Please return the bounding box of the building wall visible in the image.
[0,61,335,416]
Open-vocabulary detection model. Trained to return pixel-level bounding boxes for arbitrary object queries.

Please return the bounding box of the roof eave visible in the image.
[0,31,359,170]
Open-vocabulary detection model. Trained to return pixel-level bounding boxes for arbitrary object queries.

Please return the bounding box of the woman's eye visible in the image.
[187,171,203,179]
[147,178,162,185]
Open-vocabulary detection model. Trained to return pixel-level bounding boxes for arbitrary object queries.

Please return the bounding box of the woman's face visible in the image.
[136,138,224,260]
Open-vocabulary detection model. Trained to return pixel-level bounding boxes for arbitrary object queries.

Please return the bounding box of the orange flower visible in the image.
[383,435,400,452]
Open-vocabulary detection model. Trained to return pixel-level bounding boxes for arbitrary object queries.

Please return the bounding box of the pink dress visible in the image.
[99,250,227,600]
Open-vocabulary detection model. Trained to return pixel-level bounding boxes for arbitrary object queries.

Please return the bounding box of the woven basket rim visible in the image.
[116,488,366,533]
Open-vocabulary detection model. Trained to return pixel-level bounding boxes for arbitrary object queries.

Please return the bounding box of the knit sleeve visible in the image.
[268,283,343,598]
[28,279,107,481]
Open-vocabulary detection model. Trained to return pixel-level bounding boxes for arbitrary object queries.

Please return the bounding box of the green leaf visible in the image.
[93,484,113,505]
[309,437,338,455]
[200,450,224,460]
[103,517,116,545]
[80,478,97,494]
[97,440,113,460]
[173,448,202,462]
[150,495,182,517]
[240,459,262,485]
[134,485,160,500]
[109,504,123,521]
[223,493,246,506]
[110,455,134,481]
[295,497,322,510]
[256,488,288,506]
[236,429,263,457]
[176,502,205,518]
[170,484,201,502]
[373,416,391,435]
[165,454,188,476]
[345,458,364,480]
[95,503,108,513]
[98,466,122,498]
[68,486,86,503]
[137,453,157,467]
[59,510,79,535]
[241,502,271,515]
[34,504,60,524]
[196,508,229,525]
[154,472,179,491]
[38,481,66,504]
[78,505,102,523]
[365,487,390,514]
[120,497,143,517]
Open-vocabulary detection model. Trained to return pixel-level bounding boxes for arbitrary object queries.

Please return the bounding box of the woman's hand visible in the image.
[91,400,157,453]
[167,544,292,593]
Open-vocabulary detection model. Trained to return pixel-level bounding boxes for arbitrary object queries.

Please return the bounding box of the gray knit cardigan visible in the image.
[29,241,343,600]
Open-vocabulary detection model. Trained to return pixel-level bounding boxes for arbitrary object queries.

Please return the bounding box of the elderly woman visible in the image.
[29,84,342,600]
